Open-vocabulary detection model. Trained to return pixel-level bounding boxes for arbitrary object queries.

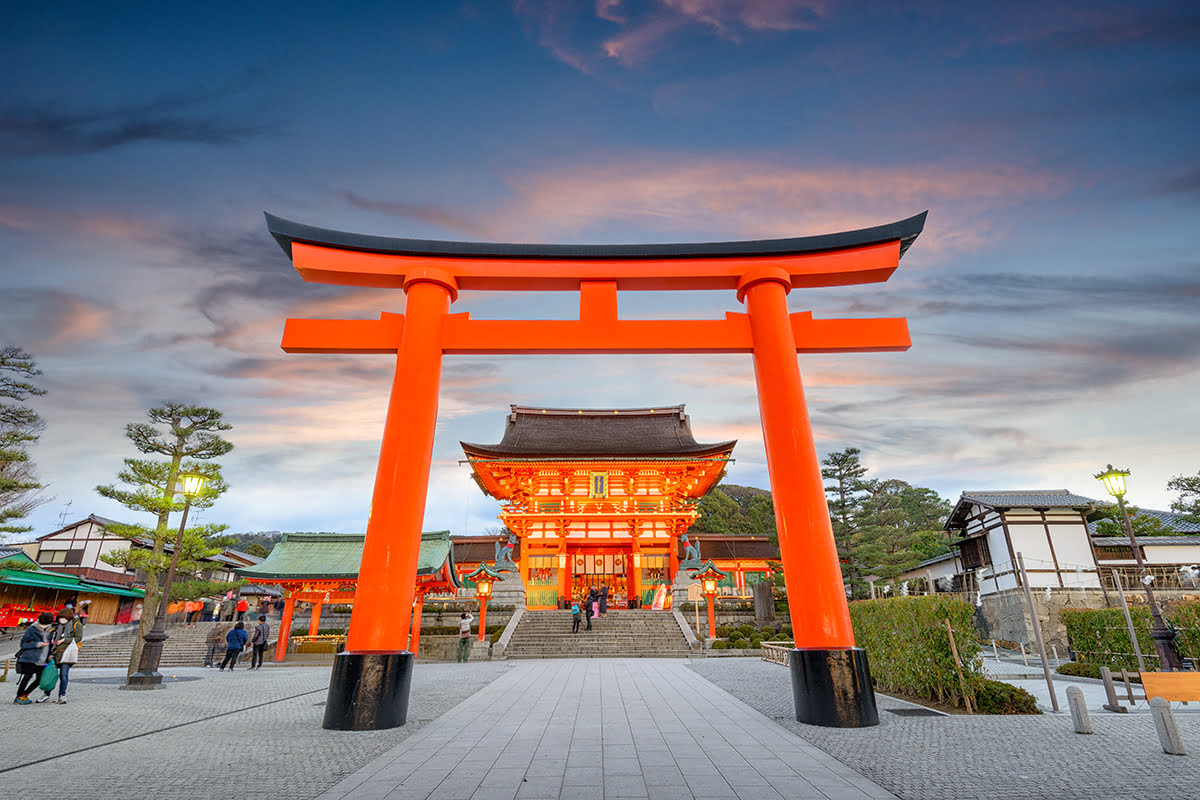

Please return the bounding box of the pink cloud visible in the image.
[0,204,150,242]
[482,155,1067,253]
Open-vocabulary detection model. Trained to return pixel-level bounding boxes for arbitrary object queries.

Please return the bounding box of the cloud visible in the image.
[517,0,830,73]
[0,74,264,157]
[0,204,151,241]
[0,289,115,353]
[484,156,1065,248]
[342,190,492,238]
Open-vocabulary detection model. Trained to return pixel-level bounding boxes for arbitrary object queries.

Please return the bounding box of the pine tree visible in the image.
[1168,471,1200,524]
[0,346,48,537]
[821,448,871,594]
[96,403,233,675]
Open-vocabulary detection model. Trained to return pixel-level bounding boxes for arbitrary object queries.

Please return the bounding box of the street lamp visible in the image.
[1094,464,1182,671]
[126,471,208,688]
[465,564,503,643]
[693,561,726,640]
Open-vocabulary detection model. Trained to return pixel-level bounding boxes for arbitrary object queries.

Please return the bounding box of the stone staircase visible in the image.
[76,622,255,668]
[503,610,692,659]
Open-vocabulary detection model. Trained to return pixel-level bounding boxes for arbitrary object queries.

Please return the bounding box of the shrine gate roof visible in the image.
[461,405,735,459]
[237,531,459,585]
[266,212,927,261]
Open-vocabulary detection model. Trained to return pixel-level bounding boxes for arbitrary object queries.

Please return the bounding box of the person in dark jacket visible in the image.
[248,615,270,670]
[13,612,53,704]
[599,583,609,617]
[218,621,249,671]
[571,601,582,634]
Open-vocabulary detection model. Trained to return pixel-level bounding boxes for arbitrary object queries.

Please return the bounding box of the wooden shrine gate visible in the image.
[268,210,927,730]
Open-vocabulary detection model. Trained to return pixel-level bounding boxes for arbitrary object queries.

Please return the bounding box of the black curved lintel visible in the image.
[265,211,927,262]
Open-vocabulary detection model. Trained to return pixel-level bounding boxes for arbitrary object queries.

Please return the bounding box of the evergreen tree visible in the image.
[855,479,953,583]
[1091,504,1169,538]
[689,484,776,542]
[1168,470,1200,524]
[0,346,48,537]
[821,448,870,594]
[96,403,233,675]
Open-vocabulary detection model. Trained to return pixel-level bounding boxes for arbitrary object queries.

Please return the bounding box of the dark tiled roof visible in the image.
[462,405,735,458]
[1092,536,1200,546]
[960,490,1099,509]
[267,211,927,261]
[1087,508,1200,536]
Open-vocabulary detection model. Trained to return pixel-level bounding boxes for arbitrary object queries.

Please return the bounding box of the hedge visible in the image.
[1061,603,1200,671]
[849,595,983,710]
[975,679,1040,714]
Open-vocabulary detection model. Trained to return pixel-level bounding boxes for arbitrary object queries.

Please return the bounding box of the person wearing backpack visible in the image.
[218,621,249,671]
[37,608,83,704]
[13,611,53,705]
[456,612,473,662]
[571,601,582,634]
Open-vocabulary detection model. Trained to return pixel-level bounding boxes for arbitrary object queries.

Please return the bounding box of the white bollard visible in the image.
[1066,686,1091,734]
[1149,697,1186,756]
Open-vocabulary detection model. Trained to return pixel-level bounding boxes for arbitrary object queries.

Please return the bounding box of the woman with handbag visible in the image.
[38,608,83,704]
[13,611,53,705]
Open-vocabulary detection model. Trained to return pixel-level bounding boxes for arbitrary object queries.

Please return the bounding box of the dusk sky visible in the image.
[3,1,1199,540]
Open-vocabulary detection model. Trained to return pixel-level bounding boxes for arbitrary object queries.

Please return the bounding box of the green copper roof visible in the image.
[237,531,458,586]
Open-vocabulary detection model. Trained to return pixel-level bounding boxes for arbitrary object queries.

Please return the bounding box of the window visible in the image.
[40,550,68,565]
[63,549,84,566]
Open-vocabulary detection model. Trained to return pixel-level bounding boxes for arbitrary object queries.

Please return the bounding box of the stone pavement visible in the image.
[689,658,1200,800]
[319,659,894,800]
[0,662,509,798]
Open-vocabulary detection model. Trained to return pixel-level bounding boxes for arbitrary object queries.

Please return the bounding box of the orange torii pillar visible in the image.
[274,592,295,662]
[320,272,454,730]
[740,268,876,726]
[308,601,322,636]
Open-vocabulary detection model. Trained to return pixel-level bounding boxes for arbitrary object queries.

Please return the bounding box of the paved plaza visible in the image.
[1,658,1198,799]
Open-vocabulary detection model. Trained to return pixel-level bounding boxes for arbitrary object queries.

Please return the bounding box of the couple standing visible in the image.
[13,608,84,704]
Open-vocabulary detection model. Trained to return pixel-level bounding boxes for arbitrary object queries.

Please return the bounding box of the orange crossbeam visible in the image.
[282,312,909,355]
[290,240,902,292]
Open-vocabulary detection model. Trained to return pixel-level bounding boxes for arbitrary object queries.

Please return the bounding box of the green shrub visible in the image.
[1056,661,1103,680]
[727,630,744,642]
[1166,602,1200,666]
[780,625,793,637]
[715,626,731,638]
[710,640,727,650]
[974,679,1041,715]
[772,633,791,642]
[849,595,983,710]
[759,625,776,636]
[737,624,756,635]
[732,639,751,649]
[1061,607,1153,672]
[291,627,348,637]
[749,637,764,648]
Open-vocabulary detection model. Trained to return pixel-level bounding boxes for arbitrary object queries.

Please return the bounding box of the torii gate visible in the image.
[267,210,927,731]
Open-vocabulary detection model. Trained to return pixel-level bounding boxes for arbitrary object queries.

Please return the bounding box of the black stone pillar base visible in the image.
[322,651,413,731]
[789,647,879,728]
[120,671,165,690]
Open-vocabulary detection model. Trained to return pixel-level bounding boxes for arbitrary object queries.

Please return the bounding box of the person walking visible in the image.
[599,583,609,617]
[13,611,53,704]
[248,615,271,670]
[571,600,582,634]
[218,621,249,671]
[38,609,83,704]
[585,588,596,631]
[204,623,228,667]
[456,612,473,662]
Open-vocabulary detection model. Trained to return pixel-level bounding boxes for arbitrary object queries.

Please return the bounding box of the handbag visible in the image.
[62,640,79,664]
[39,658,60,692]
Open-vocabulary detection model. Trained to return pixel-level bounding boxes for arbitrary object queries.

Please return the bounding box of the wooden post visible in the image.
[1112,568,1147,672]
[944,618,974,714]
[1017,552,1060,712]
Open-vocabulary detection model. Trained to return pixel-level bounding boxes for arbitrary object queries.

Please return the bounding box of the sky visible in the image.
[2,1,1199,540]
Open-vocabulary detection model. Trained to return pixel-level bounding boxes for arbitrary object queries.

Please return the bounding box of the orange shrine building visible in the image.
[460,404,773,609]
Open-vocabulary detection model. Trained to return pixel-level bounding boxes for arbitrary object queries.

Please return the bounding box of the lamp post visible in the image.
[465,564,503,643]
[693,561,726,640]
[1094,465,1182,671]
[126,472,208,688]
